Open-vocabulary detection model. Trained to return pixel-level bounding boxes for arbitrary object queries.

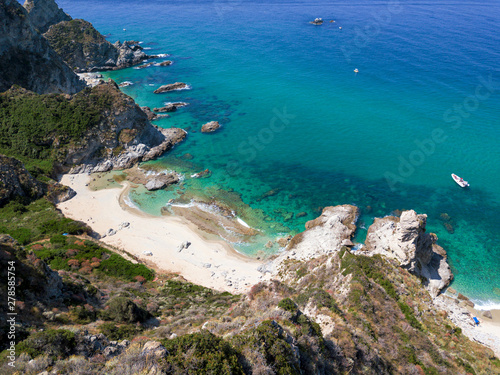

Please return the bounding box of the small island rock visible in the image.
[154,82,188,94]
[201,121,221,133]
[145,173,180,191]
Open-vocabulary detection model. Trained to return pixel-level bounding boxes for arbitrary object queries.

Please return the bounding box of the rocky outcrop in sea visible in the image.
[362,210,453,297]
[44,20,152,72]
[262,205,452,299]
[0,0,85,94]
[201,121,221,133]
[154,82,189,94]
[66,80,187,174]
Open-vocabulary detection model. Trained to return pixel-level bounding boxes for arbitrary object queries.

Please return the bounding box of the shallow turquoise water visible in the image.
[59,0,500,307]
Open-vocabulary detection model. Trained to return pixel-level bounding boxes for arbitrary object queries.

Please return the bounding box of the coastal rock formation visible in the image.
[154,82,188,94]
[141,106,169,121]
[153,102,187,113]
[0,155,46,205]
[23,0,71,33]
[44,20,151,72]
[144,173,180,191]
[363,210,453,297]
[0,0,85,94]
[201,121,221,133]
[40,80,187,174]
[158,60,173,66]
[270,205,359,269]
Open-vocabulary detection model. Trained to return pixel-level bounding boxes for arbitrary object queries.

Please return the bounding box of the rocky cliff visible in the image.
[63,80,187,173]
[0,81,186,175]
[44,19,151,72]
[0,155,45,206]
[363,210,453,297]
[0,0,84,94]
[23,0,71,33]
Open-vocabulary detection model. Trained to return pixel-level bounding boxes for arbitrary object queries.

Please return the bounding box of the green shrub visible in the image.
[102,296,149,323]
[162,330,244,374]
[6,228,33,245]
[99,253,154,281]
[99,322,141,341]
[278,298,297,314]
[16,329,76,359]
[50,234,67,246]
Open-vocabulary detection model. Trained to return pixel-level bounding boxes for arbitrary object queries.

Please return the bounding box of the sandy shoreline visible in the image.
[57,173,270,293]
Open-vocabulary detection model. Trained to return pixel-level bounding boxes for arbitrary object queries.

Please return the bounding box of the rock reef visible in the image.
[154,82,188,94]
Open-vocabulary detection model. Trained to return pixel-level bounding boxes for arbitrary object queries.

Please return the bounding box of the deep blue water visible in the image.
[57,0,500,307]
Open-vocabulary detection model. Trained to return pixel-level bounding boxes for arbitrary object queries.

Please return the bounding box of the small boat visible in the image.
[451,173,469,188]
[354,68,359,73]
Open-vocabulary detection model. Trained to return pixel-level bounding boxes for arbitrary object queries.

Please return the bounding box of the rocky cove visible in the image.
[2,0,500,371]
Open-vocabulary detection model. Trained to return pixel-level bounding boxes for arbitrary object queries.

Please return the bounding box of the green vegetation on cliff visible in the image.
[0,86,109,169]
[44,19,114,71]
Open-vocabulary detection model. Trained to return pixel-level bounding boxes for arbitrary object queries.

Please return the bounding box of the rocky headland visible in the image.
[362,210,453,297]
[44,20,152,72]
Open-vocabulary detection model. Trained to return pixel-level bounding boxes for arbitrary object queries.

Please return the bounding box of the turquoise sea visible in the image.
[58,0,500,308]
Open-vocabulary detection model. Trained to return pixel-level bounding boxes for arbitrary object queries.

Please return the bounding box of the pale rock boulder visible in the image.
[363,210,453,297]
[267,205,358,274]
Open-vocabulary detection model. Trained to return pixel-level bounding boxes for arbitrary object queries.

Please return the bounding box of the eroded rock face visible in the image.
[51,81,187,174]
[23,0,71,33]
[0,0,85,94]
[0,155,46,206]
[363,210,453,297]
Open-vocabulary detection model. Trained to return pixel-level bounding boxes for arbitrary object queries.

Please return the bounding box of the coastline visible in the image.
[57,173,270,293]
[57,173,500,355]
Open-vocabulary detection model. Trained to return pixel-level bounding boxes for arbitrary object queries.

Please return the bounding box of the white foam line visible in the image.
[471,300,500,310]
[236,217,250,228]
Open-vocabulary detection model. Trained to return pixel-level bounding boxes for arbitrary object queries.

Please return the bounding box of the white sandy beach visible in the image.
[57,173,270,293]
